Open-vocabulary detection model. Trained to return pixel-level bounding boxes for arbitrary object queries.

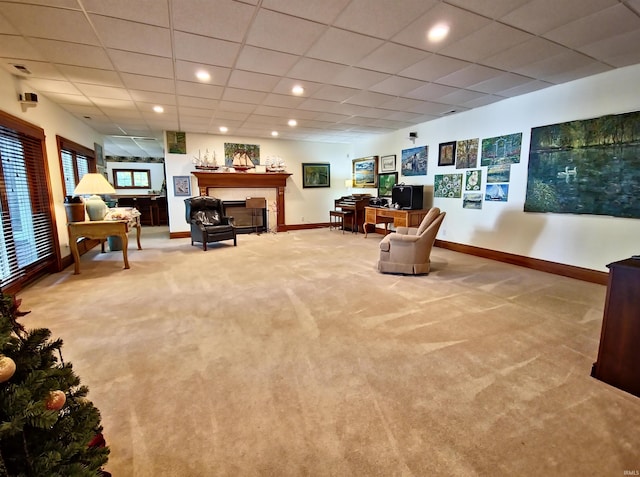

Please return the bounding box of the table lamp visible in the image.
[73,173,115,221]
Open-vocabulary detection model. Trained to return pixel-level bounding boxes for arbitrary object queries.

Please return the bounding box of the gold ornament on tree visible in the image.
[45,390,67,411]
[0,355,16,382]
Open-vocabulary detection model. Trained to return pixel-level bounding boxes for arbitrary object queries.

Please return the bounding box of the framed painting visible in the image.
[401,146,427,176]
[352,156,378,188]
[302,163,330,188]
[173,176,191,196]
[438,141,456,166]
[380,154,396,172]
[378,172,398,197]
[166,131,186,154]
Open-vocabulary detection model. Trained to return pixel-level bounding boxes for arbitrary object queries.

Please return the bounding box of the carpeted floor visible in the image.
[19,226,640,476]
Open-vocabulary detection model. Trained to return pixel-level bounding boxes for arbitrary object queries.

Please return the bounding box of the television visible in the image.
[391,184,423,210]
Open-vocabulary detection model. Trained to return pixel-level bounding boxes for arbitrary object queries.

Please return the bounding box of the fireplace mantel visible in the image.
[192,171,292,231]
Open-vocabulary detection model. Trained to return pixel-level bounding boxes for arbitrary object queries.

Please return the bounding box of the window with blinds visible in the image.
[0,112,56,291]
[57,136,95,197]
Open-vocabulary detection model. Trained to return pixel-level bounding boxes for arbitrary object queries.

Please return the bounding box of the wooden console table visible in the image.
[591,258,640,397]
[363,207,430,238]
[68,219,141,274]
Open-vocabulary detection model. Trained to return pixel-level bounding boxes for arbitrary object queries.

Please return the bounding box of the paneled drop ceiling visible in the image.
[1,0,639,157]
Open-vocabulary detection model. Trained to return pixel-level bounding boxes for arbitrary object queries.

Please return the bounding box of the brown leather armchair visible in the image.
[377,207,445,275]
[184,196,236,251]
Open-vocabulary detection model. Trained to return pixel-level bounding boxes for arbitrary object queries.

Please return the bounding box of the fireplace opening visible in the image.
[223,199,268,234]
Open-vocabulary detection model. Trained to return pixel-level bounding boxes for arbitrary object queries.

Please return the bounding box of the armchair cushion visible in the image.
[194,209,221,226]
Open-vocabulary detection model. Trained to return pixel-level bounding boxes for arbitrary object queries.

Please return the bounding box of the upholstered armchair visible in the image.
[377,207,445,275]
[184,196,237,251]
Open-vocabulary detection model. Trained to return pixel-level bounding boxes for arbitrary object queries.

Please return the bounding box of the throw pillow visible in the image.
[194,210,221,225]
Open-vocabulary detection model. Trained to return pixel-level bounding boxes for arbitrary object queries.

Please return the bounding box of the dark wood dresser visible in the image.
[591,258,640,398]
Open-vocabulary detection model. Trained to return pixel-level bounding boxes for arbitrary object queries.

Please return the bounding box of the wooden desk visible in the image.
[68,219,141,275]
[363,207,430,238]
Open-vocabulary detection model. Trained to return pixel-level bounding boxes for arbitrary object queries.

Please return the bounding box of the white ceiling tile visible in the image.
[173,31,241,67]
[0,35,46,61]
[544,4,640,49]
[262,93,306,108]
[287,58,347,83]
[109,50,174,78]
[90,15,172,57]
[331,67,390,89]
[228,70,280,92]
[369,76,426,96]
[222,88,268,104]
[235,46,299,76]
[217,101,256,113]
[261,0,350,24]
[93,99,137,110]
[581,30,640,67]
[212,111,249,121]
[22,78,82,95]
[378,96,431,111]
[403,83,458,101]
[385,111,425,122]
[499,79,553,97]
[343,91,395,108]
[172,0,255,42]
[311,85,359,102]
[357,43,430,74]
[30,39,112,69]
[398,54,469,82]
[306,28,383,65]
[392,3,491,52]
[445,0,531,18]
[543,61,612,85]
[2,61,61,80]
[245,9,326,55]
[57,65,124,87]
[407,101,458,116]
[515,50,602,82]
[468,73,534,94]
[83,0,169,27]
[175,61,230,85]
[129,90,177,105]
[40,92,92,105]
[437,89,488,106]
[437,64,504,88]
[298,98,340,113]
[501,0,619,35]
[439,23,533,62]
[179,96,219,109]
[176,81,224,99]
[334,0,436,39]
[0,4,98,45]
[75,84,131,100]
[271,78,322,96]
[482,37,567,71]
[459,96,501,109]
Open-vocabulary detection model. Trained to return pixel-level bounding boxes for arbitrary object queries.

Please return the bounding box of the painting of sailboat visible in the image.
[224,143,260,169]
[485,184,509,202]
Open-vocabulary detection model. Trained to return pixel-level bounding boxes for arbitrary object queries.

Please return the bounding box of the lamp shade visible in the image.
[73,173,115,221]
[73,173,116,196]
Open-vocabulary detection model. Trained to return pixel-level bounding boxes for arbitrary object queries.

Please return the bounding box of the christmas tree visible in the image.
[0,291,110,476]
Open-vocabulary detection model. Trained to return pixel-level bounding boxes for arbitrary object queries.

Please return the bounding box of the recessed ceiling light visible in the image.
[219,126,228,133]
[288,119,297,127]
[153,105,164,113]
[291,85,304,95]
[196,70,211,82]
[428,23,450,42]
[271,131,279,137]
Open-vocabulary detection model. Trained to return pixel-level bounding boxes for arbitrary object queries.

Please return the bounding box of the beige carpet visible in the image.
[19,227,640,476]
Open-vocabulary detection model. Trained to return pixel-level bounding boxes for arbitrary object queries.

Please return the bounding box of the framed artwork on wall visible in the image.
[302,163,330,188]
[173,176,191,196]
[352,156,378,188]
[438,141,456,166]
[401,146,427,176]
[380,154,396,172]
[378,172,398,197]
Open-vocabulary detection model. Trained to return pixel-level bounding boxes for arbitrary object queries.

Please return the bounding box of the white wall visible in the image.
[165,133,351,233]
[0,68,103,257]
[351,64,640,272]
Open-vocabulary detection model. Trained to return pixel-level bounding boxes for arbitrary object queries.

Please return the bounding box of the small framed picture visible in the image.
[380,154,396,172]
[302,163,330,188]
[173,176,191,196]
[438,141,456,166]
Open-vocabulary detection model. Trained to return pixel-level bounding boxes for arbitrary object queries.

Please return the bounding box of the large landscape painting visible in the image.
[524,110,640,218]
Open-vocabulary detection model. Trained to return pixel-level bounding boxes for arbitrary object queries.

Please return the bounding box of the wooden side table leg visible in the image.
[136,224,142,250]
[121,233,130,269]
[69,236,81,275]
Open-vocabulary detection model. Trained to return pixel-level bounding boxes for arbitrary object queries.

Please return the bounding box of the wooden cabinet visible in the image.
[591,258,640,398]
